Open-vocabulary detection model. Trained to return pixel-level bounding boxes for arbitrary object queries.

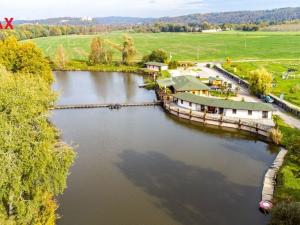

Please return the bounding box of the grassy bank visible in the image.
[274,117,300,202]
[223,61,300,107]
[54,60,140,73]
[28,31,300,62]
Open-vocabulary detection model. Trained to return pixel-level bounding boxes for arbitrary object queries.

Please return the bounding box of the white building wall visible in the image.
[175,99,273,120]
[224,109,272,119]
[147,65,159,71]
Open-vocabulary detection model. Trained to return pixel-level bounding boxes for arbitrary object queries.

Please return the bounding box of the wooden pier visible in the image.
[54,101,162,110]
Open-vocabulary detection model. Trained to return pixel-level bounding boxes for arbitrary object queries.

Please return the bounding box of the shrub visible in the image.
[270,128,283,145]
[270,202,300,225]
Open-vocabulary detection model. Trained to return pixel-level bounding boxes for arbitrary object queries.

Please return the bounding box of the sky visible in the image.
[0,0,299,20]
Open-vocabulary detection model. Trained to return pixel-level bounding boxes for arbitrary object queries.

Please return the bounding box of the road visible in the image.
[195,63,300,130]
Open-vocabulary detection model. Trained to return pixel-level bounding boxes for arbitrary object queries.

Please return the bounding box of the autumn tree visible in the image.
[249,68,273,95]
[54,45,69,70]
[122,35,136,65]
[88,37,114,65]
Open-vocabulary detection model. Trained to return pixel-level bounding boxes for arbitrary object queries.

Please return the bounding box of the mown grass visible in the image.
[28,31,300,62]
[274,117,300,202]
[223,61,300,107]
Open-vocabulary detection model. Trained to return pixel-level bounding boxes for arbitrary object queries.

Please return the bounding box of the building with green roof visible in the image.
[145,62,168,71]
[158,76,211,96]
[173,92,275,120]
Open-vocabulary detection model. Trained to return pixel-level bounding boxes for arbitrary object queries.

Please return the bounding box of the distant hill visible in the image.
[15,16,154,25]
[15,7,300,25]
[158,7,300,24]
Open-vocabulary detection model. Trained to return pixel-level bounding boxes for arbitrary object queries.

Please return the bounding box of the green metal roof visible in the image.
[173,92,275,111]
[172,76,210,91]
[145,62,168,67]
[157,78,174,88]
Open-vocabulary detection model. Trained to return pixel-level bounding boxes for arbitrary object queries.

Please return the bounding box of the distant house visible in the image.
[201,29,222,33]
[145,62,168,72]
[173,92,275,120]
[157,76,210,96]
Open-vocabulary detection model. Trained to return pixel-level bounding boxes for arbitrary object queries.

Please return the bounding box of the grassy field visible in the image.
[223,61,300,107]
[274,117,300,202]
[29,31,300,62]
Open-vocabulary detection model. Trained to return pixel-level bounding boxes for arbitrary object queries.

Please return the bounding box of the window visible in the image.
[262,111,268,119]
[248,110,252,115]
[181,100,183,104]
[232,109,237,114]
[189,102,192,107]
[192,91,196,95]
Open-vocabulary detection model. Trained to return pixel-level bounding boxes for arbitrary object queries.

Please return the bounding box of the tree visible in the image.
[0,37,53,83]
[0,67,75,225]
[249,68,273,95]
[0,37,75,224]
[142,49,168,64]
[122,35,136,65]
[88,37,109,65]
[54,45,68,70]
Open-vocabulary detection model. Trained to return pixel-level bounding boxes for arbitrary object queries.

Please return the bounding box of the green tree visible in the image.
[249,68,273,95]
[142,49,168,64]
[0,67,75,225]
[0,37,53,83]
[54,45,69,70]
[122,35,136,65]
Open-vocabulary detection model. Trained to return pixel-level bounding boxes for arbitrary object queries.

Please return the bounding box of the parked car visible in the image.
[261,95,274,103]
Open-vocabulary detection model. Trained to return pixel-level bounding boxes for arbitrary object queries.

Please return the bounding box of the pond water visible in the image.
[52,71,278,225]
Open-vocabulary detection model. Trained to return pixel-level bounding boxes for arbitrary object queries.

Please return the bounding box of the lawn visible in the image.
[223,61,300,107]
[274,117,300,202]
[28,31,300,62]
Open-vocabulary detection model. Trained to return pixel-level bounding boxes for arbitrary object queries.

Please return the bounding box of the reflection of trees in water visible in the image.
[117,150,268,225]
[90,72,110,102]
[122,73,137,103]
[54,71,72,98]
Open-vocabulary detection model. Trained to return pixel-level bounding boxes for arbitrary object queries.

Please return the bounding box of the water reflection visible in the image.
[53,71,156,104]
[117,150,267,225]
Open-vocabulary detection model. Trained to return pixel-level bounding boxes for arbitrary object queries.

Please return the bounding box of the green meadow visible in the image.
[29,31,300,107]
[223,61,300,107]
[29,31,300,62]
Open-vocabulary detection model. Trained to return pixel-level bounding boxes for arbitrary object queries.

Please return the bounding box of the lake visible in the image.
[52,71,278,225]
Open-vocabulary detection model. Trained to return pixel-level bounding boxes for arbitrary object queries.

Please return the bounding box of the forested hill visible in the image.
[15,7,300,25]
[158,7,300,24]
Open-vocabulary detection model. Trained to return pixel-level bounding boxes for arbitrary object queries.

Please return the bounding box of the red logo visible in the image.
[0,18,14,30]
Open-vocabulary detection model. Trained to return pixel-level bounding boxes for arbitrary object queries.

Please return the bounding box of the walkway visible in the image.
[55,101,162,110]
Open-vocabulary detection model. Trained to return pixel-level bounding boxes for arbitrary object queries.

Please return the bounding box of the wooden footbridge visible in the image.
[54,101,162,110]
